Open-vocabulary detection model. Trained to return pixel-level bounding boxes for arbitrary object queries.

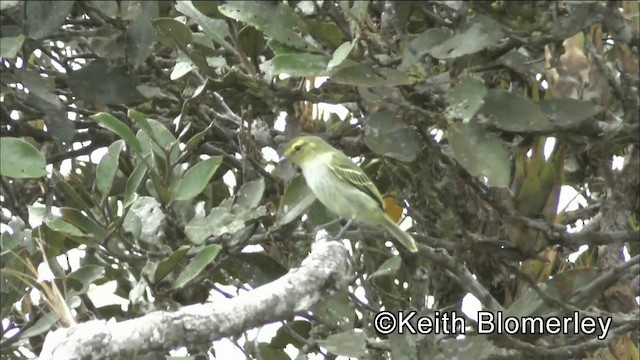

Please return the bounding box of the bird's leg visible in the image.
[332,219,354,240]
[313,217,343,234]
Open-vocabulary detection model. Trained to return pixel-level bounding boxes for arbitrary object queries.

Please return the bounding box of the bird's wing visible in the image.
[327,152,385,210]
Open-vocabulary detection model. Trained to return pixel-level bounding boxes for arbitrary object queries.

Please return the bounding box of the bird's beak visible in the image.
[278,155,287,163]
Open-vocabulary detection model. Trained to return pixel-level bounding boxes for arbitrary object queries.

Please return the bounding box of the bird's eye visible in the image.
[294,145,302,152]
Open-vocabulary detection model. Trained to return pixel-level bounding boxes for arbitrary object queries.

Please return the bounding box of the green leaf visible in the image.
[91,112,143,154]
[185,205,266,244]
[96,139,124,201]
[126,1,158,65]
[317,330,367,357]
[327,41,356,70]
[277,175,317,226]
[235,178,265,209]
[427,15,504,59]
[127,109,154,138]
[155,245,190,282]
[538,98,603,128]
[184,123,214,152]
[447,122,510,188]
[123,196,166,245]
[407,28,450,58]
[124,161,148,207]
[479,90,550,132]
[67,265,105,298]
[69,60,143,106]
[447,77,487,122]
[506,268,600,317]
[370,256,402,278]
[313,290,355,328]
[25,1,74,39]
[271,53,331,77]
[175,1,233,51]
[45,218,85,238]
[53,170,94,211]
[218,1,314,51]
[60,208,108,243]
[257,343,291,360]
[152,18,193,48]
[174,156,223,201]
[306,20,344,49]
[364,111,421,162]
[18,313,59,339]
[173,244,221,289]
[224,252,287,287]
[0,137,46,178]
[0,34,25,58]
[332,65,413,87]
[270,320,312,349]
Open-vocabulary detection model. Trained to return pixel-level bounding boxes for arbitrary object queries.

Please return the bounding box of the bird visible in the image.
[281,135,418,253]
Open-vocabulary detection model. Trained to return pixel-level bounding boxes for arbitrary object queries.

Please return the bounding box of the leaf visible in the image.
[332,65,413,87]
[327,41,356,70]
[277,175,317,226]
[124,161,148,207]
[67,265,105,298]
[370,256,402,278]
[69,60,143,106]
[407,28,450,58]
[447,122,510,188]
[306,20,344,49]
[427,15,504,59]
[479,90,550,132]
[53,170,94,212]
[317,330,367,357]
[174,156,223,201]
[364,111,421,162]
[172,244,222,289]
[235,178,265,209]
[155,245,190,283]
[25,1,74,39]
[18,313,59,339]
[185,205,266,244]
[446,77,487,122]
[257,343,291,360]
[45,218,85,238]
[218,1,314,51]
[184,123,214,152]
[0,137,46,178]
[90,113,143,154]
[127,109,154,138]
[95,140,124,201]
[0,35,25,58]
[271,53,331,77]
[175,1,233,51]
[122,196,166,245]
[506,268,600,317]
[60,208,108,243]
[152,18,193,48]
[270,320,312,349]
[538,98,603,127]
[126,0,158,65]
[224,252,288,287]
[16,70,73,145]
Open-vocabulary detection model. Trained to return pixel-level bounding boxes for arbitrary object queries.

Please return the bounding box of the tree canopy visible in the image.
[0,1,638,359]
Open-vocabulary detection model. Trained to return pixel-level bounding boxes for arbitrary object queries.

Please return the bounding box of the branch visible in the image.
[39,240,351,360]
[417,244,504,311]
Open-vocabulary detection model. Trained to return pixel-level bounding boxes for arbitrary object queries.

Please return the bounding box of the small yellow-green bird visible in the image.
[281,135,418,253]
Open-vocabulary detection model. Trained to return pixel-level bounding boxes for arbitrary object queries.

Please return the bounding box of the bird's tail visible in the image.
[382,215,418,253]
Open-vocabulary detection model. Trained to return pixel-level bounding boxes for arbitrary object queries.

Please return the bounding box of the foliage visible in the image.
[0,1,638,359]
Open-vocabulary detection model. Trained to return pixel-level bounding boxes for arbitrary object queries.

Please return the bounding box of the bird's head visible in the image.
[281,136,333,166]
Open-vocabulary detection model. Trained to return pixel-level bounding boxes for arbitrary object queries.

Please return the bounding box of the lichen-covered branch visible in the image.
[39,240,351,360]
